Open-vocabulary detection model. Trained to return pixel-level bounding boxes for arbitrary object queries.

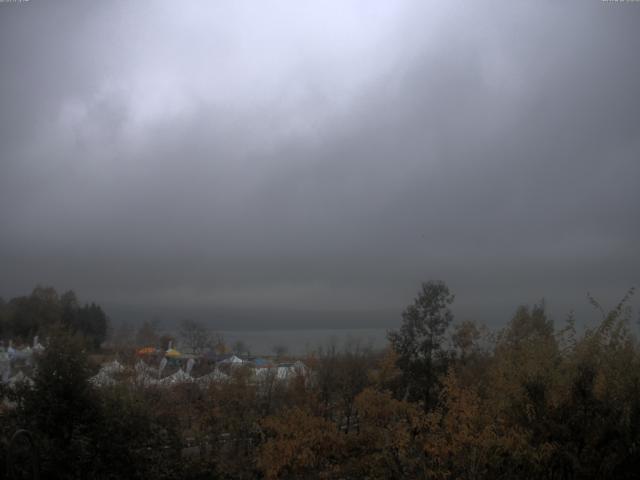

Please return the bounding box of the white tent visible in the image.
[195,370,229,387]
[135,360,159,386]
[276,361,308,380]
[90,360,126,387]
[219,355,244,365]
[90,369,116,387]
[157,368,192,387]
[103,360,125,375]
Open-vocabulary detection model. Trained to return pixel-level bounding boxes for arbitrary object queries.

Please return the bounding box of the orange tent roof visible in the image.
[137,347,156,356]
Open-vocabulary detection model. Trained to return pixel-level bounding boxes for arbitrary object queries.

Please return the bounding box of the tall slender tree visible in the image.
[388,280,454,409]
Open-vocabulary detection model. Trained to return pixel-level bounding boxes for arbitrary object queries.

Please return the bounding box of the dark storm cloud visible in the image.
[1,1,639,327]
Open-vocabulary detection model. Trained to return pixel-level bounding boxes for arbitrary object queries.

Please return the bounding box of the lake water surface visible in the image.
[219,328,390,356]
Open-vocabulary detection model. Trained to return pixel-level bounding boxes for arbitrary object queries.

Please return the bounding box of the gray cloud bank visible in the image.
[1,1,639,329]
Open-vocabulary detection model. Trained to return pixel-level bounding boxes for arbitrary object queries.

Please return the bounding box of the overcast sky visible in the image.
[1,1,639,329]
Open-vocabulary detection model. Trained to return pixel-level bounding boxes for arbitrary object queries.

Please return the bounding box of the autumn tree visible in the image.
[17,327,98,477]
[451,319,484,360]
[8,286,61,339]
[335,339,373,433]
[343,388,425,479]
[135,319,160,347]
[309,341,340,419]
[200,367,261,478]
[90,385,183,479]
[423,369,522,480]
[259,407,344,480]
[488,303,559,420]
[179,318,212,354]
[500,302,554,349]
[369,347,402,395]
[388,280,454,409]
[58,291,110,349]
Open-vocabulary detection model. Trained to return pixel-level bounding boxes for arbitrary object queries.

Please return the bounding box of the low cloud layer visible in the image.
[1,1,639,328]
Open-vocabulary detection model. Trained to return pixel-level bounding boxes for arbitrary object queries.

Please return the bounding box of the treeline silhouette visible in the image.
[0,286,108,350]
[1,282,639,479]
